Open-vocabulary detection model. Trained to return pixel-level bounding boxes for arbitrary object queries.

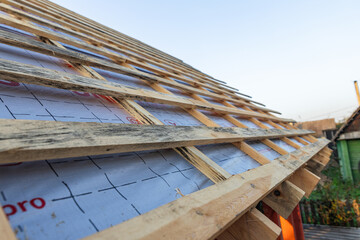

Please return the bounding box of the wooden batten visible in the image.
[262,180,305,219]
[174,146,232,183]
[288,167,321,198]
[233,141,271,165]
[0,206,16,240]
[216,208,281,240]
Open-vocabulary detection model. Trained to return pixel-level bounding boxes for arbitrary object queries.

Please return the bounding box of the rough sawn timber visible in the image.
[0,119,312,163]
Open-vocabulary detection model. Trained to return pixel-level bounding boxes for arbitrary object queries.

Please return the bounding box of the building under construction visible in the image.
[0,0,331,239]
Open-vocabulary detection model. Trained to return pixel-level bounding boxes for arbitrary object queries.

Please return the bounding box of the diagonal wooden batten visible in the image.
[0,28,278,113]
[174,146,232,183]
[83,139,329,240]
[0,206,16,240]
[0,119,313,164]
[0,58,293,122]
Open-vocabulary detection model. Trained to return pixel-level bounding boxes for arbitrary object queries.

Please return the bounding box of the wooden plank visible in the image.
[261,139,289,155]
[262,180,305,219]
[312,153,331,165]
[233,142,271,165]
[0,58,293,122]
[288,168,320,198]
[0,206,16,240]
[174,146,231,183]
[217,208,281,240]
[0,119,312,164]
[282,137,302,149]
[83,139,329,240]
[294,136,310,145]
[306,158,326,175]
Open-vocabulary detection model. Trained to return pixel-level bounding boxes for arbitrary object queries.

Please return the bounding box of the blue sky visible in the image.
[52,0,360,122]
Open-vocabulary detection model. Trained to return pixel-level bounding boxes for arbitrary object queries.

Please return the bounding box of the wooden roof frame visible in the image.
[332,106,360,142]
[0,0,331,239]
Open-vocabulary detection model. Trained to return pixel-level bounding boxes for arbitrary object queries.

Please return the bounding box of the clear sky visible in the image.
[52,0,360,122]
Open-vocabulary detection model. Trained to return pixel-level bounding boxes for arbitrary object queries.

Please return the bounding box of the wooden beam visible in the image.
[83,139,328,240]
[305,158,326,175]
[174,146,231,183]
[233,142,271,165]
[0,119,312,164]
[262,180,305,219]
[217,208,281,240]
[0,206,16,240]
[312,153,331,166]
[288,168,320,198]
[0,58,292,122]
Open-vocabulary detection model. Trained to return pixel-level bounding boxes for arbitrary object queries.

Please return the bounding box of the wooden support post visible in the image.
[216,208,281,240]
[288,168,320,198]
[262,181,305,219]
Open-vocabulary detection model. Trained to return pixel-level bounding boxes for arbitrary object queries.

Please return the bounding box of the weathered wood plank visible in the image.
[233,141,271,165]
[83,139,329,240]
[262,180,305,219]
[174,146,232,183]
[288,167,320,198]
[217,208,281,240]
[0,119,312,163]
[306,158,326,175]
[0,58,292,122]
